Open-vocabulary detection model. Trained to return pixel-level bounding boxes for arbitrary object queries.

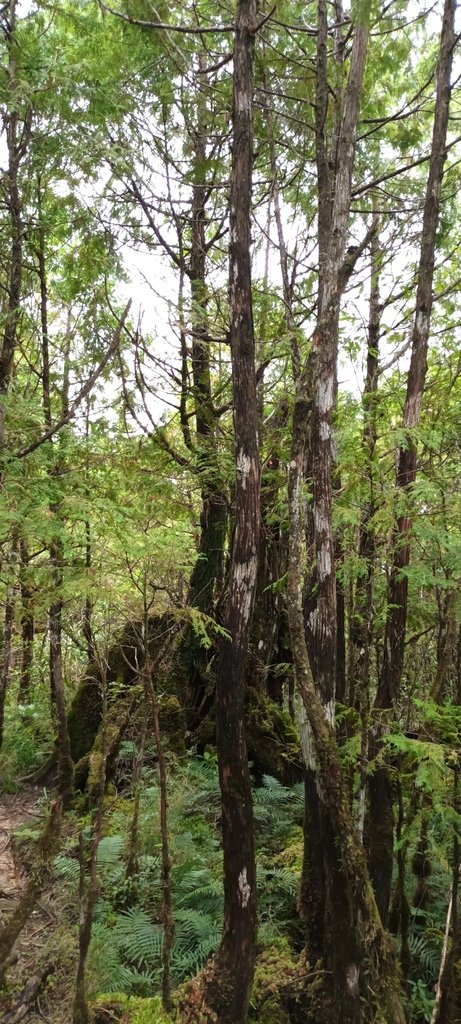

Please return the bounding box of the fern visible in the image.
[78,755,304,1000]
[409,933,442,983]
[54,853,80,886]
[97,835,126,868]
[113,907,164,964]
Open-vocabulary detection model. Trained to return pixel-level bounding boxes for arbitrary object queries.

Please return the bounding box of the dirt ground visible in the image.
[0,786,73,1024]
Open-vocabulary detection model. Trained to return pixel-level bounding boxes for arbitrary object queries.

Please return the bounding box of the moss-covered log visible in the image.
[67,616,187,770]
[66,610,301,788]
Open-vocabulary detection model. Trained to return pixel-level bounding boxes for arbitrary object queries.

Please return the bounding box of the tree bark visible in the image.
[203,4,260,1021]
[0,532,18,746]
[0,0,29,452]
[37,210,74,808]
[18,539,34,703]
[293,2,373,996]
[369,0,456,926]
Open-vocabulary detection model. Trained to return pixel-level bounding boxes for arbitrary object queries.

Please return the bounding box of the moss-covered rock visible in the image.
[159,695,186,757]
[67,616,188,777]
[248,940,299,1023]
[246,690,302,785]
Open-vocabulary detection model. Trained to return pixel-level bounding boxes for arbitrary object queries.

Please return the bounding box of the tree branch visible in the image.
[97,0,233,34]
[14,301,132,459]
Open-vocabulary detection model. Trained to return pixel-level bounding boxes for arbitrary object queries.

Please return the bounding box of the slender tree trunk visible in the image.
[73,678,107,1024]
[37,202,73,806]
[250,404,288,697]
[0,531,18,746]
[203,4,260,1021]
[145,656,174,1013]
[125,720,147,889]
[379,0,456,711]
[0,0,29,451]
[18,539,34,703]
[180,78,228,731]
[369,0,456,925]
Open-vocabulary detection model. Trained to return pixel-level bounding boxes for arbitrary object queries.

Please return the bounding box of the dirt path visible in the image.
[0,786,63,1022]
[0,786,43,904]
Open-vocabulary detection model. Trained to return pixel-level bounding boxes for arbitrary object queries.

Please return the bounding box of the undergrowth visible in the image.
[52,751,304,1003]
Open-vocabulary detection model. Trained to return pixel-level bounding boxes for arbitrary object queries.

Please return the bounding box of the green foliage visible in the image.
[67,759,303,1003]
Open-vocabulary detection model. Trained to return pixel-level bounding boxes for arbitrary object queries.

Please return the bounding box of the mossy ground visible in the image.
[92,994,172,1024]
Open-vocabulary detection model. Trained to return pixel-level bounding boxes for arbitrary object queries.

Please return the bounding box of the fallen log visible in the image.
[0,963,53,1023]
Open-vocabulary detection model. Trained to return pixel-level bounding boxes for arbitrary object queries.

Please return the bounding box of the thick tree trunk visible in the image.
[203,4,260,1022]
[187,111,227,622]
[287,446,403,1021]
[369,0,456,925]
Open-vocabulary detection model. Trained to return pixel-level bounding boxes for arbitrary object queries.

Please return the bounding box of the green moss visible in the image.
[159,695,186,757]
[67,676,103,763]
[92,994,173,1024]
[246,690,302,785]
[249,940,298,1024]
[273,828,303,870]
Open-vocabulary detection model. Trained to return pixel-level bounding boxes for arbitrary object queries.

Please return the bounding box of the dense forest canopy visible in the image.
[0,1,460,1023]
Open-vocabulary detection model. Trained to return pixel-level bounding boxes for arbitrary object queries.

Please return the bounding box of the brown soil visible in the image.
[0,786,72,1024]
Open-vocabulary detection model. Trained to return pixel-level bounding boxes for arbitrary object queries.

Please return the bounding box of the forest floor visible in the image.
[0,785,72,1024]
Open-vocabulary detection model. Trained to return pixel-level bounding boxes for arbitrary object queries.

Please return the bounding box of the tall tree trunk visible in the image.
[287,457,404,1021]
[181,75,228,731]
[37,196,73,807]
[203,3,260,1021]
[0,0,29,451]
[293,3,374,995]
[0,531,18,746]
[348,227,381,843]
[187,100,227,623]
[369,0,456,925]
